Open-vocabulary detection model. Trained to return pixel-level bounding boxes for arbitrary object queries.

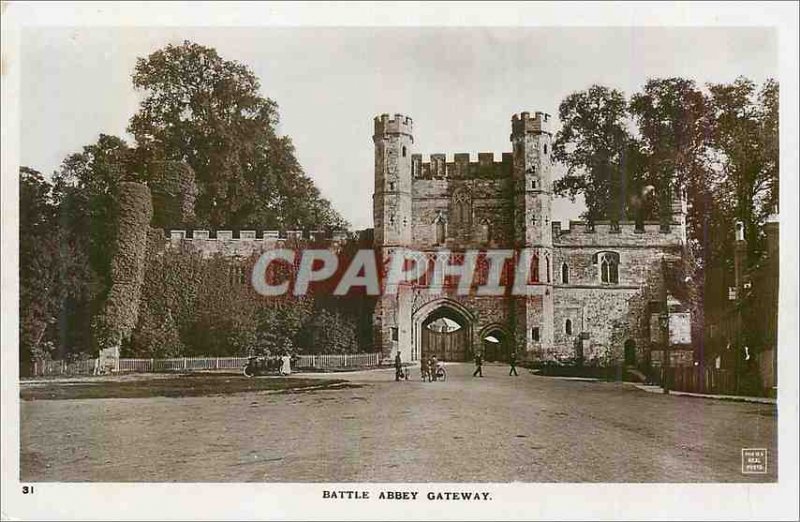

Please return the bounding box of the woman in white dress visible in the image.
[280,353,292,376]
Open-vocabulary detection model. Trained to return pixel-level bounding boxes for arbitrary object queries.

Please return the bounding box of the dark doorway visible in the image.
[624,339,637,366]
[482,328,507,362]
[421,307,470,362]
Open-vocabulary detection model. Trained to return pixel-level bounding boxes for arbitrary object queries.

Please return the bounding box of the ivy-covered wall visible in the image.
[92,182,153,359]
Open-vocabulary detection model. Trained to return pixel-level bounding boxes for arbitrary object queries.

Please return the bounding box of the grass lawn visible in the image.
[20,373,352,401]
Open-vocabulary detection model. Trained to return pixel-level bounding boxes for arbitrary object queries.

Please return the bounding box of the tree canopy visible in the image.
[19,41,352,366]
[554,77,778,260]
[129,41,347,230]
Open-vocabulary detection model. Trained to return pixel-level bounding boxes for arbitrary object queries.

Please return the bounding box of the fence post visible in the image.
[345,354,348,367]
[184,357,188,371]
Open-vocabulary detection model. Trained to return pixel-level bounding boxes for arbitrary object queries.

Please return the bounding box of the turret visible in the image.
[510,111,555,355]
[373,113,413,246]
[511,111,553,250]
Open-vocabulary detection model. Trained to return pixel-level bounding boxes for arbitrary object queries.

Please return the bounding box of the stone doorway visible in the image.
[624,339,637,366]
[481,327,508,362]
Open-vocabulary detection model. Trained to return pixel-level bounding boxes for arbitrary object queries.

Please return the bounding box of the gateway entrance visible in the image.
[419,305,472,362]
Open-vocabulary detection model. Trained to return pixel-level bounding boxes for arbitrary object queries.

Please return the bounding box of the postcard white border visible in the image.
[2,2,798,520]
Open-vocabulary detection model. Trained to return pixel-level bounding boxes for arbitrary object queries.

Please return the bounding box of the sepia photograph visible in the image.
[2,2,798,520]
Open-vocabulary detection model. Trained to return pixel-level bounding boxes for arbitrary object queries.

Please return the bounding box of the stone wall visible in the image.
[410,176,514,248]
[164,229,350,258]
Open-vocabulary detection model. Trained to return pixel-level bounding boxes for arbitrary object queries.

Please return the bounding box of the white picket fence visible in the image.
[30,353,381,377]
[31,358,98,376]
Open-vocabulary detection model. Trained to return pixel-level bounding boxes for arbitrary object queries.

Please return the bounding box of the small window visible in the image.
[561,263,569,284]
[544,143,548,155]
[531,179,538,189]
[435,220,446,245]
[389,181,396,191]
[402,146,407,157]
[545,255,551,283]
[529,254,540,283]
[391,327,399,341]
[565,319,572,336]
[531,327,540,342]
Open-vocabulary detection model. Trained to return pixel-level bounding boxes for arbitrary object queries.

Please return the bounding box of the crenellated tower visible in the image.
[373,113,414,247]
[373,114,414,363]
[511,111,555,354]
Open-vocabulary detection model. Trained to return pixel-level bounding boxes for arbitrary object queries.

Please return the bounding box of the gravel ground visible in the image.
[20,363,776,482]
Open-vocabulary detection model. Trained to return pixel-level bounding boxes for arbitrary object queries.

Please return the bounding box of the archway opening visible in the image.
[482,328,508,363]
[420,305,471,362]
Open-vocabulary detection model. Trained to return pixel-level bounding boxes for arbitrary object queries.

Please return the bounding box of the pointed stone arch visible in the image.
[412,298,476,362]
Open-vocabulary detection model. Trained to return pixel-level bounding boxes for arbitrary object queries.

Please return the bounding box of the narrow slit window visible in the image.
[545,255,551,283]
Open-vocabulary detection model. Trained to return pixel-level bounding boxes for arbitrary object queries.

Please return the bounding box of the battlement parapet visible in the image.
[166,229,350,242]
[374,113,413,137]
[552,220,684,247]
[410,151,513,179]
[511,111,551,136]
[164,229,352,259]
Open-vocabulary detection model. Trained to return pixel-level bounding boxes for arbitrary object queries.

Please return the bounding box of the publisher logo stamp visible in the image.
[741,448,767,474]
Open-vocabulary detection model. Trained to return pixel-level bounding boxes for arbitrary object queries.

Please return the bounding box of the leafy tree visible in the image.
[707,77,779,262]
[129,40,347,230]
[53,134,134,292]
[253,297,313,355]
[297,308,359,355]
[19,168,60,366]
[553,85,642,223]
[629,78,713,228]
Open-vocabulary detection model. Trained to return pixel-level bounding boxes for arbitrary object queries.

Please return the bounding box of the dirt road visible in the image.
[20,363,777,482]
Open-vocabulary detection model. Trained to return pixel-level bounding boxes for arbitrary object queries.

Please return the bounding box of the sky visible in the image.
[21,26,777,230]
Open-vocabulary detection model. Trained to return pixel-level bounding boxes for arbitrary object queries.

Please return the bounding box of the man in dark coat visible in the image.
[509,350,518,376]
[473,353,483,377]
[395,351,403,381]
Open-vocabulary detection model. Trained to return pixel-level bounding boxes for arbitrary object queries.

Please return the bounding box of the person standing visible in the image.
[431,355,439,382]
[473,352,483,377]
[395,351,403,381]
[508,350,518,376]
[280,352,292,376]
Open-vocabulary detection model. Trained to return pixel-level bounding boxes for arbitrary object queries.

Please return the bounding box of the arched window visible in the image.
[565,319,572,335]
[596,252,620,284]
[452,188,472,225]
[561,263,569,284]
[529,252,540,283]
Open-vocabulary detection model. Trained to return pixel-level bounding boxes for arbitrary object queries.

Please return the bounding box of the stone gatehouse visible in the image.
[372,111,691,366]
